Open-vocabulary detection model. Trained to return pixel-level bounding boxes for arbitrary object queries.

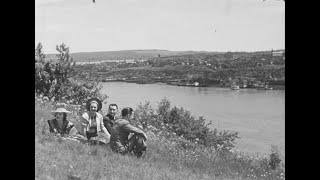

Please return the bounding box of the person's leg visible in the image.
[86,131,93,140]
[86,132,99,145]
[128,134,147,157]
[96,132,108,145]
[127,135,136,152]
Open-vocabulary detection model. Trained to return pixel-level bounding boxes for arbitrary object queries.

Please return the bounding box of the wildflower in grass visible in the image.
[172,132,176,136]
[43,96,49,102]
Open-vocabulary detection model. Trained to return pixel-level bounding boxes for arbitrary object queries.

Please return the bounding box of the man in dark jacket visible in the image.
[109,107,147,157]
[103,104,118,134]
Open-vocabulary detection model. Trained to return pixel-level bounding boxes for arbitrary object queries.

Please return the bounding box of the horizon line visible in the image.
[44,48,285,55]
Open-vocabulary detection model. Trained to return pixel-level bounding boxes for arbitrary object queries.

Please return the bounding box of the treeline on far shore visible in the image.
[69,49,285,89]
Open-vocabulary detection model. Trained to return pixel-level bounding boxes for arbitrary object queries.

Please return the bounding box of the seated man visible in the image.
[109,107,147,157]
[103,103,118,135]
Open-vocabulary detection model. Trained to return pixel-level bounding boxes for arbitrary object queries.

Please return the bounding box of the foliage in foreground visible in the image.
[132,98,239,151]
[35,98,285,180]
[35,42,107,104]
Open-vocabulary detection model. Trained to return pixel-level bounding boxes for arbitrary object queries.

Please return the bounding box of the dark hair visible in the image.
[109,104,118,110]
[121,107,133,117]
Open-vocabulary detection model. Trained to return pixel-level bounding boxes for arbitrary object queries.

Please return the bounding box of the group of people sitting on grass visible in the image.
[47,98,148,157]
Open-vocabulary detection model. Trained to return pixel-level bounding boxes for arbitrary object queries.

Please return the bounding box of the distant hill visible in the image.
[45,49,223,62]
[45,49,284,62]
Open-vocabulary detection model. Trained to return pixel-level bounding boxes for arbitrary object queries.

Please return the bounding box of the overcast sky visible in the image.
[35,0,285,54]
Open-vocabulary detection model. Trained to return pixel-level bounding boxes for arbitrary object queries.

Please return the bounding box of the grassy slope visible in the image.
[35,100,284,180]
[35,103,215,180]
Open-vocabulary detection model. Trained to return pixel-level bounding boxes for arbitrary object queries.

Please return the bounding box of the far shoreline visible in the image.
[100,80,286,90]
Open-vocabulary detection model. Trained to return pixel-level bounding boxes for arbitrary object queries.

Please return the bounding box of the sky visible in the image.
[35,0,285,54]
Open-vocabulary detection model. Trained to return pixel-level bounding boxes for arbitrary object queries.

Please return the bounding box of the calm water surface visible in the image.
[100,82,285,156]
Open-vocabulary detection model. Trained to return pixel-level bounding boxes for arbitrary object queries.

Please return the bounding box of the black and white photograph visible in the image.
[35,0,285,179]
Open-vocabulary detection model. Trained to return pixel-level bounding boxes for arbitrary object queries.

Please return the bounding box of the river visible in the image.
[100,82,285,157]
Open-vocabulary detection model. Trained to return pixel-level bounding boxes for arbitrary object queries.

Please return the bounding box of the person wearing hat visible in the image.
[81,98,111,144]
[48,108,78,137]
[109,107,147,157]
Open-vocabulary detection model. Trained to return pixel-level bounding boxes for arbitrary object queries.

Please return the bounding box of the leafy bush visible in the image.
[35,43,107,104]
[133,98,239,151]
[269,145,282,170]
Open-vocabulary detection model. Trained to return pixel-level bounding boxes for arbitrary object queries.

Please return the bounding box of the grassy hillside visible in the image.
[35,98,285,180]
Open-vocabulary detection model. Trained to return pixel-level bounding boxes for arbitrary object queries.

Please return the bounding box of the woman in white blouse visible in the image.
[81,98,110,144]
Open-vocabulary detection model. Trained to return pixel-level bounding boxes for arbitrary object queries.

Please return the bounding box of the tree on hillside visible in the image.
[35,42,47,95]
[55,43,76,85]
[50,43,76,100]
[35,43,45,63]
[35,43,107,103]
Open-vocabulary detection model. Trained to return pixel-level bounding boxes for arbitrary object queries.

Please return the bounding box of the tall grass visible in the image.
[35,97,285,180]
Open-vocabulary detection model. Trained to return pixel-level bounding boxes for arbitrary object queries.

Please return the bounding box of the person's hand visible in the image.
[143,133,147,141]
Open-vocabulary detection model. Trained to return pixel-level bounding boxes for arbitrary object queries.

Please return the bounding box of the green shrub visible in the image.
[35,42,107,104]
[269,145,282,170]
[133,98,240,151]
